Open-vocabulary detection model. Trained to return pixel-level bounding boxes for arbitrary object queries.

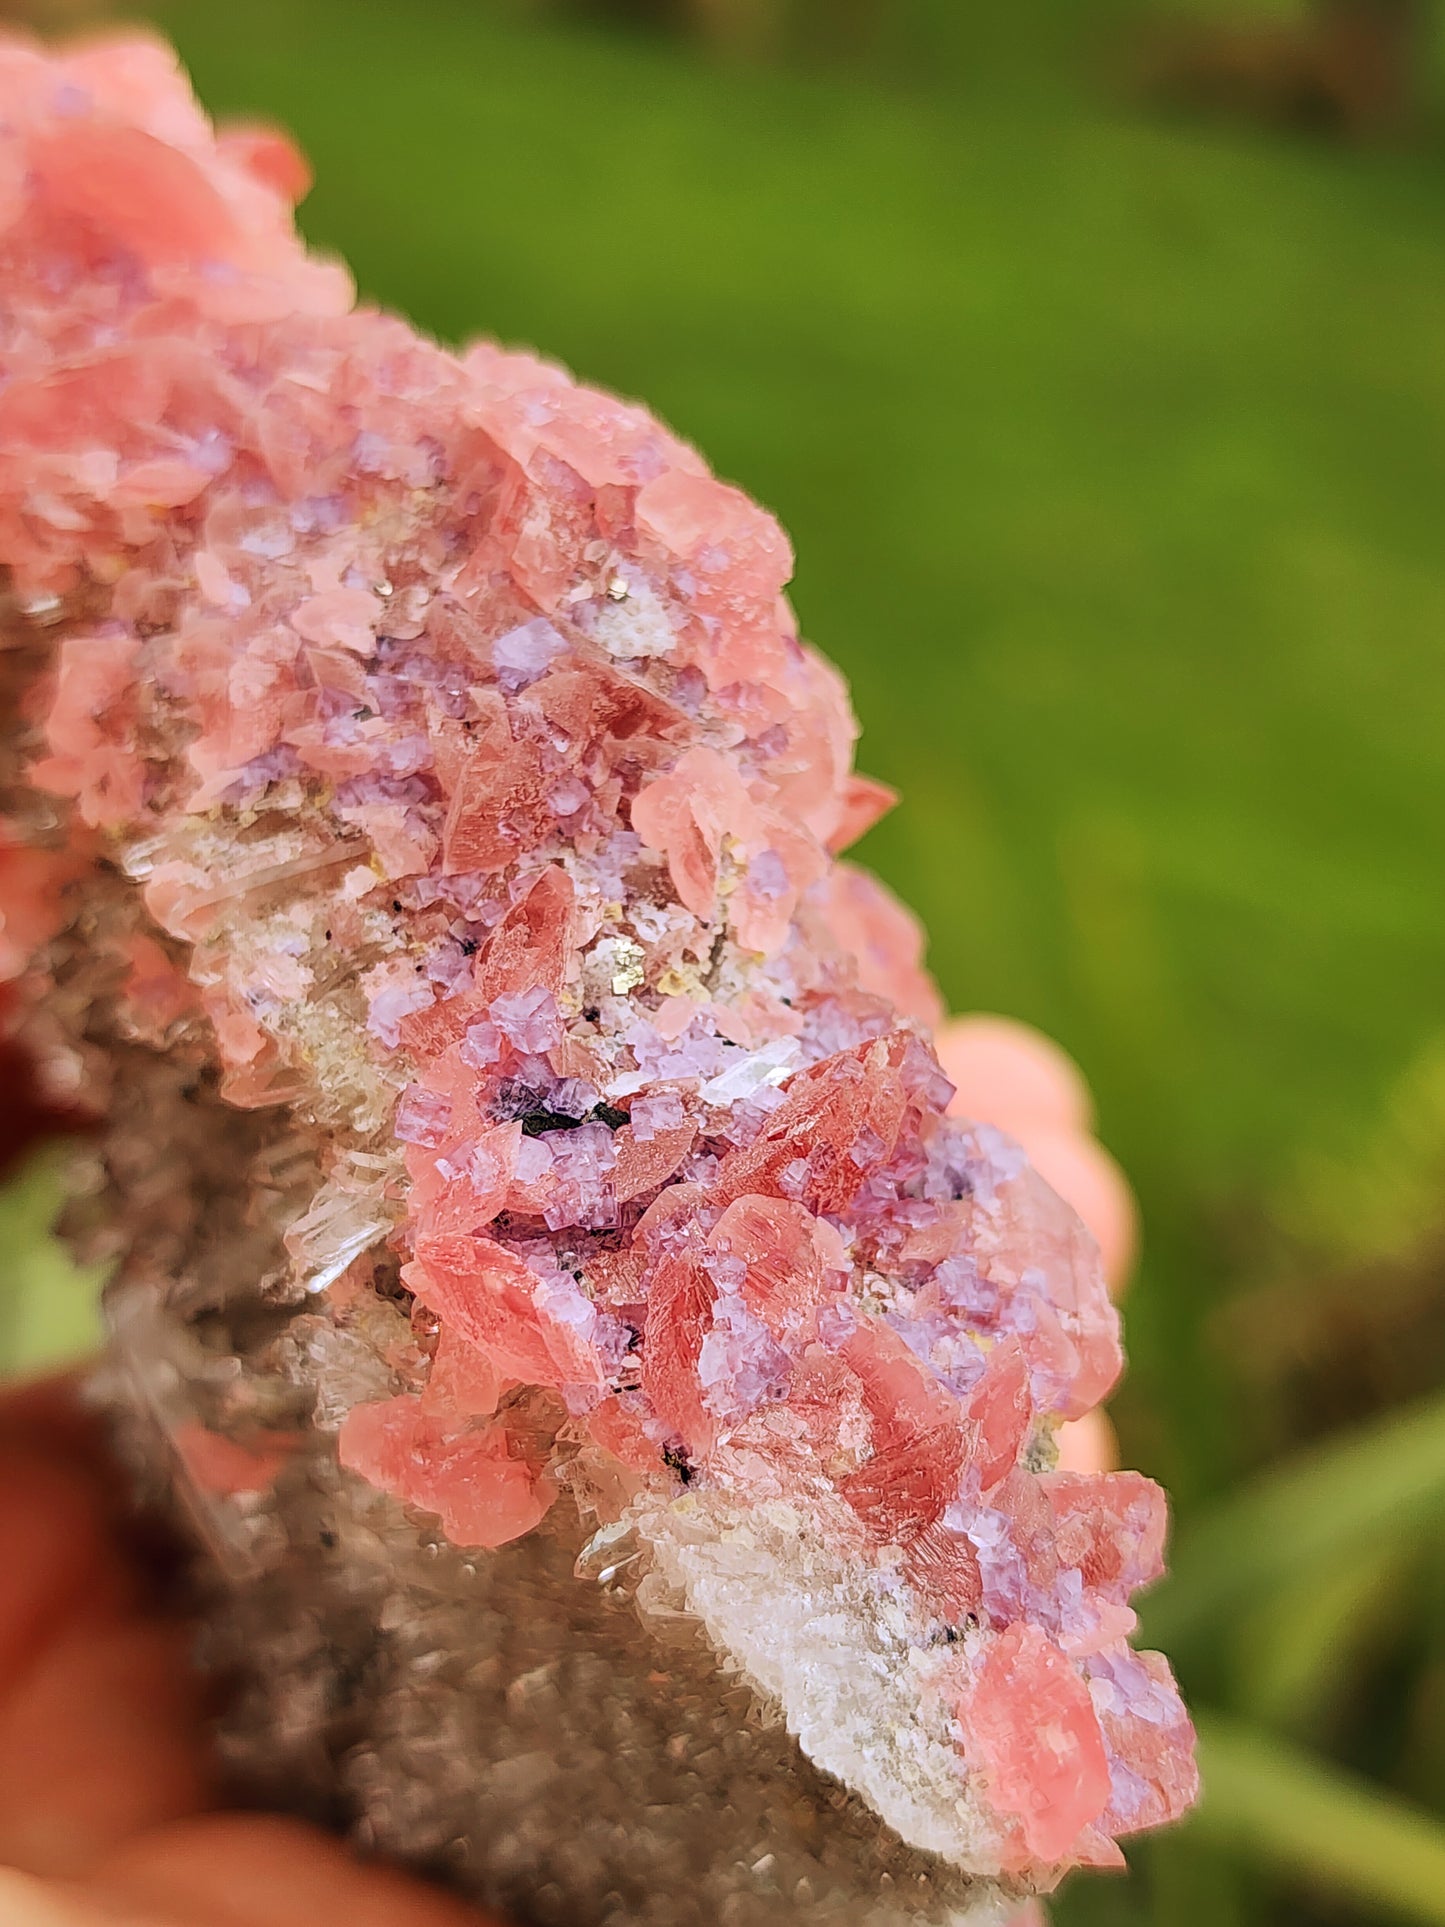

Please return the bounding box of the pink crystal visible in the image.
[339,1397,554,1549]
[0,28,1197,1889]
[171,1420,300,1498]
[953,1623,1115,1870]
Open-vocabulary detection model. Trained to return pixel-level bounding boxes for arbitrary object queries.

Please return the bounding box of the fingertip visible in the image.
[0,1615,211,1877]
[0,1444,135,1700]
[1055,1407,1119,1476]
[936,1015,1094,1138]
[96,1813,500,1927]
[0,1868,125,1927]
[0,1368,125,1500]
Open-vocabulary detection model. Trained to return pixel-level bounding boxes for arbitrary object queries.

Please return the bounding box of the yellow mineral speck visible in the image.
[610,937,645,995]
[606,575,630,602]
[655,966,702,999]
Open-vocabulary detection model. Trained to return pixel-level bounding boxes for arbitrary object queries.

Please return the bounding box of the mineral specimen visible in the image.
[0,29,1197,1926]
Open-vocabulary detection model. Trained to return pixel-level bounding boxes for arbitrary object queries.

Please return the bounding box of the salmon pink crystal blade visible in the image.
[0,30,1197,1926]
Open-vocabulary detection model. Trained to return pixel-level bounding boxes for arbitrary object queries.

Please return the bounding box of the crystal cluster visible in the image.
[0,30,1196,1924]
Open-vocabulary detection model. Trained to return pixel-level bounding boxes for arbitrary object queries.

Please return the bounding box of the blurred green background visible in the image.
[6,0,1445,1920]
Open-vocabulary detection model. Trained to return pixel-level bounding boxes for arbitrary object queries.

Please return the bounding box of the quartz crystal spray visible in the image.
[0,32,1198,1926]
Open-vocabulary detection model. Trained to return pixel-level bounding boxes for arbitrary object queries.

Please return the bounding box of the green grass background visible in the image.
[8,1,1445,1920]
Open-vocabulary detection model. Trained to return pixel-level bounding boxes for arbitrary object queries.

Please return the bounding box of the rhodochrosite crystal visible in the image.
[0,31,1197,1925]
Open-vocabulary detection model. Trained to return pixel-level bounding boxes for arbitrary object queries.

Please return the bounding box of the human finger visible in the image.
[1054,1407,1120,1476]
[0,1610,211,1877]
[93,1813,503,1927]
[0,1868,138,1927]
[0,1442,135,1703]
[936,1015,1093,1138]
[0,1384,212,1878]
[0,1372,126,1497]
